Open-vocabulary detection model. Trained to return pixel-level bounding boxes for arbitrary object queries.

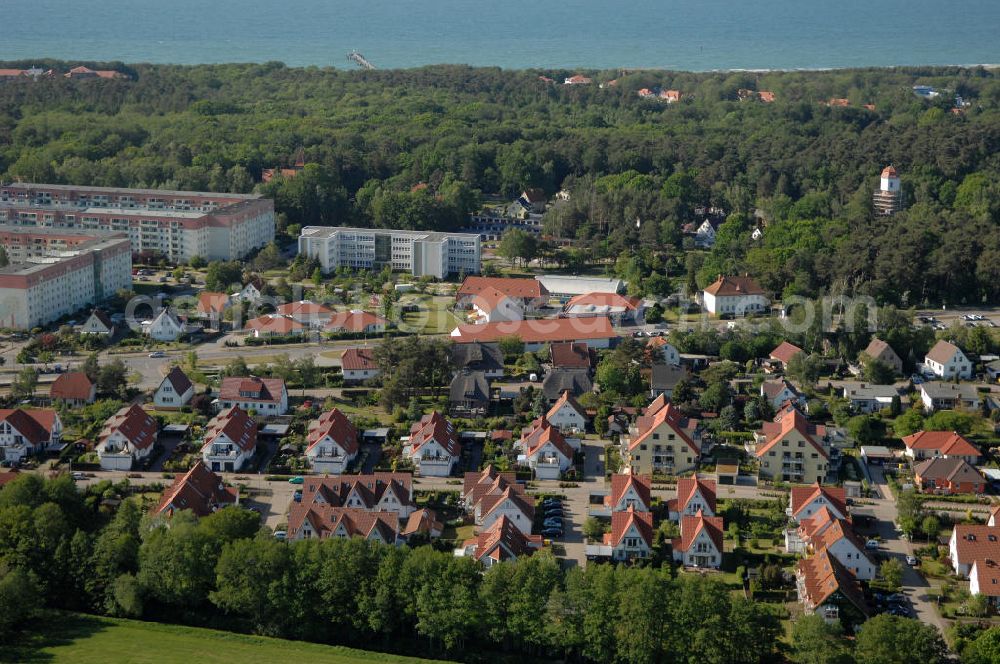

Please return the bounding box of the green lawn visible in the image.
[5,613,451,664]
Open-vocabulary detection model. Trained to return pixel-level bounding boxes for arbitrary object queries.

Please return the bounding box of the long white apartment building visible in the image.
[298,226,480,279]
[0,227,132,329]
[0,182,275,262]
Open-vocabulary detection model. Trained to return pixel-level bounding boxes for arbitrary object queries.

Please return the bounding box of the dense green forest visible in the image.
[0,62,998,304]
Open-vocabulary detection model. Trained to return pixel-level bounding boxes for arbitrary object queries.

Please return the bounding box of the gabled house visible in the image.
[49,372,95,407]
[196,292,230,327]
[153,366,195,409]
[623,395,701,476]
[233,278,264,303]
[217,376,288,415]
[650,363,689,399]
[839,382,901,414]
[919,382,981,413]
[563,292,641,325]
[646,338,680,366]
[449,371,491,416]
[545,390,588,433]
[403,412,460,477]
[274,300,334,328]
[902,430,980,464]
[96,404,158,470]
[693,218,721,248]
[924,340,972,380]
[341,348,380,384]
[796,549,871,625]
[462,465,519,509]
[201,406,257,472]
[0,409,62,463]
[969,559,1000,608]
[914,457,985,495]
[305,409,359,474]
[455,515,542,566]
[468,286,524,324]
[604,473,652,512]
[456,277,548,312]
[668,475,717,520]
[297,473,415,518]
[402,508,444,541]
[80,309,114,337]
[542,368,592,402]
[287,504,400,543]
[549,342,593,371]
[245,314,306,338]
[450,341,504,379]
[800,515,877,580]
[761,379,805,411]
[789,483,847,522]
[949,524,1000,578]
[754,409,830,484]
[450,317,617,352]
[155,461,238,517]
[604,507,654,562]
[702,275,770,317]
[462,466,535,534]
[861,338,903,375]
[145,309,184,342]
[768,341,804,371]
[516,417,575,480]
[325,310,388,335]
[673,510,724,568]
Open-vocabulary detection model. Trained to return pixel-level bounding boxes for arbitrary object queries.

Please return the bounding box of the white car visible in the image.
[906,555,918,566]
[865,539,880,550]
[148,351,166,358]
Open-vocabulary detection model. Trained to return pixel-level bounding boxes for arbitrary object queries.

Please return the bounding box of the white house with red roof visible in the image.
[673,510,724,568]
[153,366,194,409]
[789,483,847,522]
[969,559,1000,608]
[768,341,804,370]
[325,310,388,335]
[202,406,258,472]
[545,390,589,433]
[455,515,542,566]
[902,430,980,465]
[796,549,871,625]
[516,416,575,479]
[340,347,379,384]
[468,286,524,324]
[668,475,717,521]
[402,508,444,541]
[797,509,876,580]
[96,404,159,470]
[462,466,535,534]
[760,379,805,411]
[563,292,641,326]
[924,340,972,380]
[622,394,701,476]
[456,276,548,311]
[297,473,415,518]
[604,473,651,512]
[701,275,769,316]
[950,523,1000,578]
[403,412,460,477]
[49,372,96,407]
[287,504,400,543]
[754,408,831,484]
[305,409,359,474]
[217,376,288,415]
[245,314,306,338]
[273,300,334,328]
[0,408,62,463]
[155,461,238,517]
[450,317,617,352]
[602,507,654,561]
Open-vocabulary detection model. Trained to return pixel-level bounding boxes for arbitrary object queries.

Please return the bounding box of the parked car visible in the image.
[288,476,304,485]
[541,527,563,538]
[148,351,166,358]
[543,518,563,528]
[905,555,918,566]
[865,539,880,550]
[273,530,287,540]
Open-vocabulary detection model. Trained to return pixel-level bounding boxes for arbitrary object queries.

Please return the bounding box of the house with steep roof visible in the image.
[646,338,680,366]
[861,338,903,375]
[549,341,593,370]
[49,372,95,406]
[796,549,871,625]
[622,395,701,476]
[155,461,238,517]
[462,465,519,508]
[563,292,641,325]
[296,473,415,518]
[80,309,114,337]
[450,341,504,379]
[516,417,575,479]
[789,484,847,522]
[701,275,769,316]
[402,508,444,541]
[800,515,877,580]
[969,559,1000,608]
[914,457,985,495]
[232,277,264,303]
[950,524,1000,577]
[145,309,184,342]
[668,475,717,520]
[341,347,380,384]
[461,466,535,533]
[455,515,542,566]
[919,382,981,413]
[542,368,592,402]
[201,406,258,472]
[449,371,491,415]
[902,430,980,464]
[0,409,62,463]
[602,507,654,562]
[196,292,230,327]
[468,286,524,324]
[217,376,288,415]
[96,404,159,470]
[287,504,400,543]
[673,510,724,568]
[768,341,804,370]
[456,276,548,311]
[761,378,805,411]
[604,473,652,512]
[924,340,972,380]
[325,310,388,334]
[754,409,831,484]
[650,363,689,399]
[403,412,460,477]
[153,366,194,409]
[546,390,589,433]
[305,409,359,474]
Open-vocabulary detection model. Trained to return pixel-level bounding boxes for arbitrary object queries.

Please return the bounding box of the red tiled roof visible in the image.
[402,508,443,537]
[325,310,388,333]
[470,286,516,314]
[203,406,257,453]
[605,507,654,548]
[627,401,700,454]
[451,317,616,345]
[675,510,723,553]
[162,366,194,396]
[99,404,158,451]
[462,465,519,502]
[952,524,1000,569]
[88,309,113,329]
[287,504,398,542]
[703,275,766,297]
[463,515,540,562]
[274,300,333,318]
[341,348,377,371]
[218,376,285,404]
[49,372,93,401]
[565,292,639,311]
[457,276,547,300]
[790,484,846,519]
[902,431,980,457]
[755,409,828,459]
[606,473,651,511]
[408,411,460,457]
[196,292,230,315]
[298,473,413,511]
[797,548,870,615]
[546,390,586,421]
[914,457,984,489]
[676,475,717,514]
[155,460,237,517]
[550,342,591,369]
[881,166,897,178]
[519,416,575,462]
[245,315,304,335]
[306,409,358,456]
[0,409,57,445]
[972,559,1000,597]
[769,341,803,364]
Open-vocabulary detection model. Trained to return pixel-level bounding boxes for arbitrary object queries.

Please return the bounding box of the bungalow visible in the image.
[49,372,95,406]
[468,286,524,324]
[563,75,592,85]
[563,292,641,326]
[145,309,184,342]
[913,457,985,495]
[217,376,288,415]
[96,404,158,471]
[516,417,575,479]
[650,363,689,399]
[402,508,444,541]
[201,406,258,472]
[325,310,388,335]
[768,341,804,371]
[673,510,724,568]
[155,461,238,517]
[450,342,504,379]
[287,504,400,543]
[604,473,652,512]
[403,412,460,477]
[0,409,62,463]
[902,430,980,464]
[296,473,415,518]
[274,300,334,328]
[860,338,903,375]
[340,347,380,384]
[919,382,981,412]
[546,390,589,433]
[796,549,871,625]
[761,379,806,411]
[80,309,114,337]
[924,340,972,380]
[245,314,306,338]
[840,382,900,414]
[949,524,1000,578]
[450,317,617,352]
[754,409,831,484]
[789,483,847,522]
[153,366,195,409]
[455,515,542,566]
[701,275,770,317]
[542,368,593,402]
[449,371,491,416]
[623,394,701,476]
[305,409,359,474]
[604,507,655,562]
[668,475,717,521]
[456,277,548,312]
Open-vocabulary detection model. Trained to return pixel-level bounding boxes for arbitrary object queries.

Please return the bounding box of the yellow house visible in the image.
[755,407,831,484]
[623,395,701,476]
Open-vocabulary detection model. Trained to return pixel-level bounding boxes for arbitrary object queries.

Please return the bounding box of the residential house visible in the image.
[516,417,575,480]
[839,382,900,414]
[769,341,804,371]
[244,314,306,338]
[450,342,504,379]
[761,379,806,411]
[668,475,717,520]
[914,457,985,494]
[456,277,548,312]
[196,292,230,327]
[145,309,184,342]
[155,461,238,517]
[623,395,702,476]
[287,504,400,543]
[647,338,680,366]
[673,510,724,568]
[449,371,491,416]
[549,342,593,371]
[604,507,654,562]
[450,317,617,352]
[563,75,592,85]
[563,292,641,325]
[701,275,770,316]
[403,412,461,477]
[305,409,359,474]
[649,364,689,400]
[542,368,593,402]
[201,406,258,472]
[233,278,264,303]
[468,286,524,324]
[789,484,847,522]
[296,473,415,518]
[969,559,1000,609]
[902,430,981,464]
[217,376,288,415]
[325,310,388,335]
[545,390,589,433]
[798,512,877,580]
[462,466,534,534]
[402,508,444,541]
[985,359,1000,383]
[341,348,380,384]
[693,218,722,248]
[949,524,1000,578]
[96,404,158,470]
[0,409,62,463]
[80,309,114,337]
[919,382,981,412]
[274,300,334,328]
[924,340,972,380]
[754,409,831,484]
[861,338,903,375]
[796,549,871,625]
[455,515,542,566]
[49,372,95,406]
[153,366,195,409]
[604,473,652,512]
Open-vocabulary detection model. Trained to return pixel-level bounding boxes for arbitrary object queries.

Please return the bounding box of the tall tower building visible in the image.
[872,165,903,215]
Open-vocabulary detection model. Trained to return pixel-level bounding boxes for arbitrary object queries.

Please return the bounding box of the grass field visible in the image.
[4,613,451,664]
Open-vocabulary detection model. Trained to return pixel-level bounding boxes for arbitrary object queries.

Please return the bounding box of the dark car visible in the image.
[543,518,563,528]
[541,527,563,538]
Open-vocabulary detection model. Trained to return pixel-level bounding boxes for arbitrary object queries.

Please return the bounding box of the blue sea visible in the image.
[3,0,999,70]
